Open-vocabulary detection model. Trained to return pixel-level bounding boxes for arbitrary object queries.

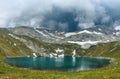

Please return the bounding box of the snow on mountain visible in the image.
[43,30,64,39]
[8,33,21,40]
[34,27,63,39]
[65,32,76,37]
[68,40,100,45]
[9,26,120,46]
[78,30,103,35]
[48,32,64,39]
[67,40,113,49]
[34,28,49,37]
[68,41,101,49]
[115,32,120,36]
[65,30,103,37]
[9,26,65,43]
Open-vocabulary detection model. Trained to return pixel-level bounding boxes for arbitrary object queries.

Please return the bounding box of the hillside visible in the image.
[1,28,120,57]
[0,28,120,79]
[0,29,33,58]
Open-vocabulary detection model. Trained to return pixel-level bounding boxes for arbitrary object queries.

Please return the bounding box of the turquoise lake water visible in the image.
[4,56,110,71]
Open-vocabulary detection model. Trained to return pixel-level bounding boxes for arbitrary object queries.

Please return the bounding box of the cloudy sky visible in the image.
[0,0,120,31]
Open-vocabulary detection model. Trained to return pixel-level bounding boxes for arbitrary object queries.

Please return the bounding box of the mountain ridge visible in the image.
[8,26,120,48]
[0,26,120,57]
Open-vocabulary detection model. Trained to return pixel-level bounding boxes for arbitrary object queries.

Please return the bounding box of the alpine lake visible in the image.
[4,56,110,71]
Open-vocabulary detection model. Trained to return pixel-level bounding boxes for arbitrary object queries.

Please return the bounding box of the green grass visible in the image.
[0,29,33,58]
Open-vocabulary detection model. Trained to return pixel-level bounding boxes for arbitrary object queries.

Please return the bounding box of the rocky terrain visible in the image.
[0,26,120,57]
[8,26,120,49]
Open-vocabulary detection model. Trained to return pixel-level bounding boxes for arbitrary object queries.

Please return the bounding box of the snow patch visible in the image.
[35,29,49,37]
[55,48,64,53]
[110,47,117,52]
[48,32,64,39]
[68,41,100,46]
[33,53,37,57]
[50,48,64,58]
[50,53,57,57]
[68,40,112,49]
[68,41,100,49]
[78,30,102,35]
[49,53,64,58]
[65,30,103,37]
[72,50,76,57]
[8,33,20,40]
[57,54,64,58]
[65,32,76,37]
[115,32,120,36]
[14,43,16,46]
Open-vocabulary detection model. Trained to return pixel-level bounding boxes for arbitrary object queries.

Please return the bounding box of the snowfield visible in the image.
[65,30,103,37]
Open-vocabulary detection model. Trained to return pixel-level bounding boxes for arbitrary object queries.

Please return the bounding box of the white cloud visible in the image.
[58,22,69,31]
[78,22,95,29]
[0,19,6,27]
[114,26,120,30]
[0,0,120,30]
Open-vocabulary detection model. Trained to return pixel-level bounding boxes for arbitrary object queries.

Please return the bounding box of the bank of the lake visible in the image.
[0,33,120,79]
[0,56,120,79]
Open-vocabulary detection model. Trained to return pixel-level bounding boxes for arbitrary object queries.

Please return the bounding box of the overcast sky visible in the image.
[0,0,120,31]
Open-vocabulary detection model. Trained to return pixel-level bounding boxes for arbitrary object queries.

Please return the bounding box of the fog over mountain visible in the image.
[0,0,120,32]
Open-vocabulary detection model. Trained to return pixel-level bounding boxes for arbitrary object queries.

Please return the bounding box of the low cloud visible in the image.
[0,0,120,31]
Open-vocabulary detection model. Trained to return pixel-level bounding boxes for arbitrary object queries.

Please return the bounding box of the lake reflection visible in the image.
[4,56,110,71]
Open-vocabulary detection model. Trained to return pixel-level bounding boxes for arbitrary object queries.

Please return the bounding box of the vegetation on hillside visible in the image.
[0,29,33,58]
[0,29,120,79]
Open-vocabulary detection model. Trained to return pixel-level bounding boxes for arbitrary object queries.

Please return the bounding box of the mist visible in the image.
[0,0,120,31]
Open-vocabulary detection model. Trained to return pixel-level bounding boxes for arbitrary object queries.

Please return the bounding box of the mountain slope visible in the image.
[0,28,120,79]
[9,26,120,49]
[9,26,64,43]
[0,27,120,79]
[0,29,33,58]
[0,27,120,58]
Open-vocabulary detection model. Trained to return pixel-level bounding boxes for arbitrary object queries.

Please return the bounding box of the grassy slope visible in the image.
[0,29,120,79]
[22,35,83,56]
[0,29,33,58]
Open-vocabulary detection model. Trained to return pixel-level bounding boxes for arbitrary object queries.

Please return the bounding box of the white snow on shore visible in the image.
[33,53,37,57]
